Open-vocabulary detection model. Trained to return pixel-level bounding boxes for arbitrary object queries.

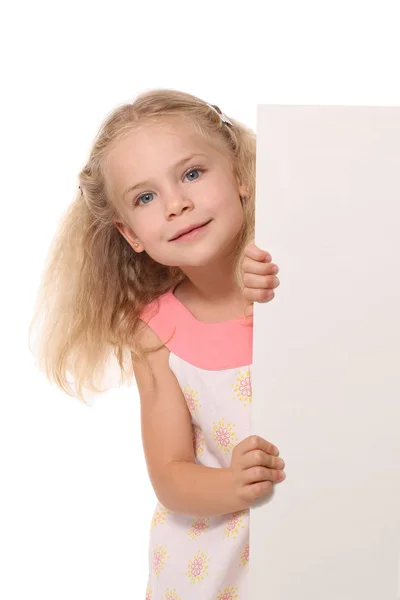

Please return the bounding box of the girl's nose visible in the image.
[165,193,194,219]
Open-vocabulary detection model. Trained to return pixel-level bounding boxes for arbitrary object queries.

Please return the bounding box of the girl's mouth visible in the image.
[169,220,212,242]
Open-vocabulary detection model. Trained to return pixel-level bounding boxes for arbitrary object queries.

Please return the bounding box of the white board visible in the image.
[250,105,400,600]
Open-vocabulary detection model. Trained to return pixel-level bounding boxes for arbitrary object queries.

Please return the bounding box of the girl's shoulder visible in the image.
[139,289,177,344]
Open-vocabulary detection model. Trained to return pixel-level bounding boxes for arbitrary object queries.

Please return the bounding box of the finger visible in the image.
[244,435,280,457]
[241,466,285,485]
[241,449,285,471]
[244,242,272,262]
[244,480,273,503]
[242,273,280,290]
[242,256,279,275]
[243,288,275,303]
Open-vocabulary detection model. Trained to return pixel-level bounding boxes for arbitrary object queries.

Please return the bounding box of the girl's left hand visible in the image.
[242,241,280,317]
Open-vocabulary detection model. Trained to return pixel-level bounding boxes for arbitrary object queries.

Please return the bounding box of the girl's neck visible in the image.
[174,270,247,323]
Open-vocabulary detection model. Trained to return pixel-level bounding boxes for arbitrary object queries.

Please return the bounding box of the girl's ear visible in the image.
[235,175,249,200]
[113,219,144,252]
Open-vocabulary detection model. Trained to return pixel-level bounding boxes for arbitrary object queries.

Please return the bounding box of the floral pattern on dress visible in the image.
[232,369,252,407]
[188,516,210,540]
[224,511,246,539]
[165,589,182,600]
[240,543,250,566]
[192,424,205,457]
[153,544,170,576]
[212,418,238,454]
[151,506,170,529]
[187,550,209,583]
[183,384,201,415]
[216,584,239,600]
[145,586,152,600]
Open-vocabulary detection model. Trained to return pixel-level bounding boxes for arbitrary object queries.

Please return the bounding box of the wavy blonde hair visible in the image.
[29,89,256,402]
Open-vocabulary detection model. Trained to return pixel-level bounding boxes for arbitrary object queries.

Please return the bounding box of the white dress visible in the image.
[139,287,253,600]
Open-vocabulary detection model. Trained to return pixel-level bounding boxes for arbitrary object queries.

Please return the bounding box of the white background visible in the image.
[1,1,399,598]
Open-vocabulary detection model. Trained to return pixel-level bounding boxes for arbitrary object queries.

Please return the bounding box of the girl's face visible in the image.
[105,117,246,268]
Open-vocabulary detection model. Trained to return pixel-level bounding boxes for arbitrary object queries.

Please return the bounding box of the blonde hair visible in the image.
[29,89,256,402]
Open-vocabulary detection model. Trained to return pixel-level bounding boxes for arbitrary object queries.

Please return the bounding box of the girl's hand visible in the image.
[242,241,280,317]
[229,435,286,508]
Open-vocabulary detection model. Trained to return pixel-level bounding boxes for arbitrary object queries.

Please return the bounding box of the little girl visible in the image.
[30,89,286,600]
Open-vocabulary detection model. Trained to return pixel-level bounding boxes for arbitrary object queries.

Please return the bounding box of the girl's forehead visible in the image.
[107,117,226,164]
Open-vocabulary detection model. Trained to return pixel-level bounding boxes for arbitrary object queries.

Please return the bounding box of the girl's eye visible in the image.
[184,168,203,181]
[136,192,155,206]
[135,168,204,205]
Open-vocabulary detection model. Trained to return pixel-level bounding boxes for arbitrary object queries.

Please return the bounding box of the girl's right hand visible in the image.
[229,435,286,507]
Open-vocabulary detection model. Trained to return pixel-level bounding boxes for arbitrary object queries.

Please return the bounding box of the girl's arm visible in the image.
[134,324,248,517]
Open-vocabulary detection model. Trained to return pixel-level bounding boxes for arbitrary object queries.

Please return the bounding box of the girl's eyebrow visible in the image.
[123,153,208,199]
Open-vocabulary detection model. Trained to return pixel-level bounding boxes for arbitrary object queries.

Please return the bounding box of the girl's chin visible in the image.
[150,238,237,268]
